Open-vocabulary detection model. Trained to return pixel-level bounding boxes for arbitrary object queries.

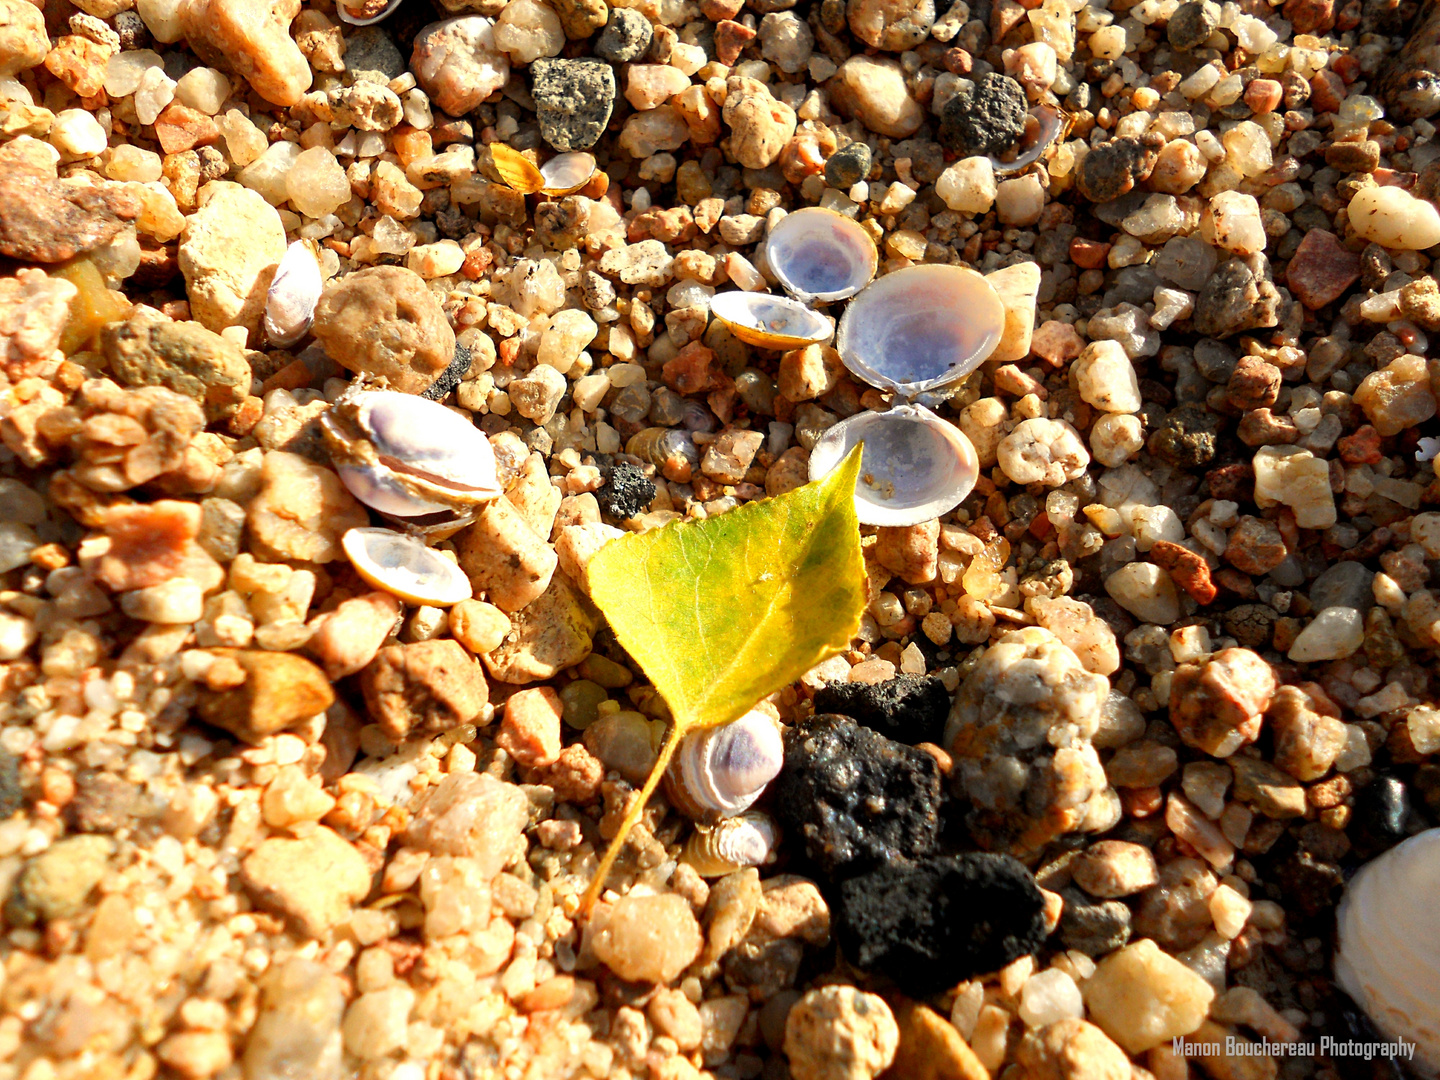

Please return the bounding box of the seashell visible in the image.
[989,106,1068,175]
[625,427,700,484]
[334,0,401,25]
[490,143,544,194]
[540,152,597,196]
[263,239,323,348]
[835,264,1005,398]
[807,403,980,528]
[710,290,834,351]
[663,709,785,823]
[764,207,878,303]
[682,811,781,878]
[342,527,473,606]
[321,387,503,523]
[1334,827,1440,1077]
[679,398,718,434]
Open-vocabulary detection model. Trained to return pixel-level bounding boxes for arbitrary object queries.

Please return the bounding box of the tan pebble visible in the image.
[360,639,488,741]
[497,686,563,767]
[1081,939,1215,1054]
[156,1031,234,1079]
[454,497,558,612]
[449,598,510,655]
[241,825,372,937]
[592,893,704,984]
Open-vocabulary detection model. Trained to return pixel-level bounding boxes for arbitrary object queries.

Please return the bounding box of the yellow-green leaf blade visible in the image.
[587,443,867,732]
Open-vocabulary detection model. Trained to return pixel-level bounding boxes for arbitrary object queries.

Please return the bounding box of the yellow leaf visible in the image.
[578,444,867,915]
[489,143,543,194]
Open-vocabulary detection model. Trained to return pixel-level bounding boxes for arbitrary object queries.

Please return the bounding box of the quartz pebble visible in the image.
[784,986,898,1080]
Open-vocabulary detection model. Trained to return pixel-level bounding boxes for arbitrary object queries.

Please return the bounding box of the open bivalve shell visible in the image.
[836,264,1005,397]
[682,812,781,878]
[334,0,402,26]
[663,709,785,824]
[808,403,980,528]
[263,239,322,348]
[764,207,878,303]
[1334,827,1440,1078]
[321,388,503,524]
[710,290,833,351]
[540,152,597,196]
[342,527,473,607]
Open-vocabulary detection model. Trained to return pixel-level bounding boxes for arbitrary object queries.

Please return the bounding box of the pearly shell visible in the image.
[682,812,781,877]
[807,403,980,528]
[1334,827,1440,1077]
[540,152,597,196]
[334,0,402,26]
[764,207,878,303]
[263,239,323,348]
[321,387,503,524]
[835,264,1005,398]
[663,710,785,823]
[342,527,473,606]
[626,427,700,484]
[710,290,834,350]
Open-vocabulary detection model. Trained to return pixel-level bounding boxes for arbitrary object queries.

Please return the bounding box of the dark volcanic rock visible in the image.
[812,673,949,745]
[824,142,872,189]
[421,342,472,402]
[836,853,1048,993]
[596,462,656,520]
[937,73,1027,157]
[1075,133,1165,203]
[775,714,941,876]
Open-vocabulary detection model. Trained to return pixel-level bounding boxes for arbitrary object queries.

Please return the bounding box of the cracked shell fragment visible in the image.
[342,527,473,606]
[709,290,833,350]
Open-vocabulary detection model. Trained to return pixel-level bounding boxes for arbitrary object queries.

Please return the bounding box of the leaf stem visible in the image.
[576,720,684,920]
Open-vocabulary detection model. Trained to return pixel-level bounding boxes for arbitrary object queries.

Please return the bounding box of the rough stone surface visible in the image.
[311,266,456,395]
[103,306,251,419]
[195,649,335,743]
[241,826,371,936]
[1169,648,1277,757]
[0,171,141,263]
[178,181,287,340]
[531,57,615,152]
[361,640,489,741]
[812,673,949,745]
[938,73,1027,157]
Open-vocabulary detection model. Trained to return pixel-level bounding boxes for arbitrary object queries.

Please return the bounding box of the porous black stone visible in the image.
[824,142,872,189]
[812,673,949,745]
[937,73,1027,157]
[421,342,471,401]
[836,853,1048,994]
[596,463,656,520]
[0,748,19,819]
[1168,0,1220,51]
[774,714,941,876]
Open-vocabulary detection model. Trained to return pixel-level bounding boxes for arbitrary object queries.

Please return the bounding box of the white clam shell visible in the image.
[682,812,781,878]
[836,264,1005,397]
[664,710,785,823]
[764,207,878,303]
[540,152,596,195]
[263,240,323,348]
[335,0,402,26]
[710,290,833,350]
[342,527,473,606]
[1335,827,1440,1077]
[807,403,980,528]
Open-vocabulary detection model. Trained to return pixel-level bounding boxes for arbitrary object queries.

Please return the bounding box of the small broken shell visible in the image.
[490,143,544,194]
[710,290,833,350]
[682,811,781,878]
[626,427,700,484]
[540,152,597,196]
[342,527,473,606]
[334,0,401,25]
[322,388,503,522]
[1334,827,1440,1077]
[764,207,878,303]
[263,239,322,348]
[808,403,979,528]
[663,709,785,823]
[989,106,1067,175]
[836,264,1005,397]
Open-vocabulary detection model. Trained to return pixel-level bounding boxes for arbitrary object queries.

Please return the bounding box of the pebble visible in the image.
[784,986,898,1080]
[1168,648,1276,757]
[177,181,286,341]
[1071,841,1160,899]
[360,640,489,741]
[497,686,563,767]
[812,672,949,745]
[179,0,312,107]
[1354,353,1438,436]
[411,17,509,118]
[1018,969,1085,1029]
[986,262,1042,361]
[592,893,703,984]
[531,57,615,152]
[0,0,49,76]
[0,164,141,265]
[1072,340,1141,414]
[722,77,797,170]
[1081,939,1215,1053]
[7,835,113,924]
[1016,1020,1131,1079]
[829,55,924,138]
[311,266,456,395]
[1104,563,1180,624]
[404,772,530,877]
[103,306,251,420]
[1347,185,1440,250]
[887,999,988,1080]
[1076,134,1164,204]
[1288,605,1365,661]
[938,73,1027,158]
[825,142,872,189]
[194,648,335,743]
[997,418,1089,486]
[247,450,369,564]
[935,156,997,214]
[594,7,651,62]
[241,960,344,1080]
[241,826,371,936]
[1167,0,1220,49]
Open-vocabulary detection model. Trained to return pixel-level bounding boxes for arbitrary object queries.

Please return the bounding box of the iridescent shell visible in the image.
[625,427,700,484]
[263,239,322,348]
[334,0,401,26]
[541,152,597,196]
[342,527,472,606]
[663,709,785,823]
[682,812,781,877]
[710,291,834,350]
[807,403,980,528]
[1335,827,1440,1077]
[321,387,503,524]
[764,207,878,303]
[835,264,1005,397]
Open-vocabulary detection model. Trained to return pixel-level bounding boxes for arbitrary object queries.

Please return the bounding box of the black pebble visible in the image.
[596,462,656,520]
[420,342,472,402]
[836,853,1049,994]
[812,673,950,745]
[938,72,1028,158]
[824,143,872,189]
[1351,776,1410,858]
[1058,887,1133,957]
[0,748,19,819]
[774,714,941,876]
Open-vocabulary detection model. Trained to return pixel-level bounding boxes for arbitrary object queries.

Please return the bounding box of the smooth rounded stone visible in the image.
[0,0,49,76]
[241,825,371,936]
[1288,606,1364,661]
[343,986,416,1060]
[986,261,1042,361]
[411,17,510,117]
[1310,562,1375,613]
[1200,190,1265,256]
[241,959,345,1080]
[938,72,1026,157]
[1348,186,1440,250]
[310,266,455,395]
[812,672,949,745]
[595,7,650,61]
[997,418,1089,486]
[50,109,108,157]
[592,893,703,984]
[836,853,1048,993]
[847,0,933,51]
[6,835,113,925]
[1354,353,1438,436]
[784,986,899,1080]
[624,64,689,110]
[493,0,564,62]
[1018,969,1085,1028]
[1104,562,1180,625]
[285,147,350,219]
[173,65,230,114]
[119,577,205,623]
[103,305,251,420]
[723,77,797,170]
[1072,841,1160,899]
[178,0,311,107]
[828,55,924,139]
[824,141,871,188]
[194,648,336,743]
[1082,939,1215,1054]
[934,155,996,214]
[531,57,616,152]
[177,181,286,341]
